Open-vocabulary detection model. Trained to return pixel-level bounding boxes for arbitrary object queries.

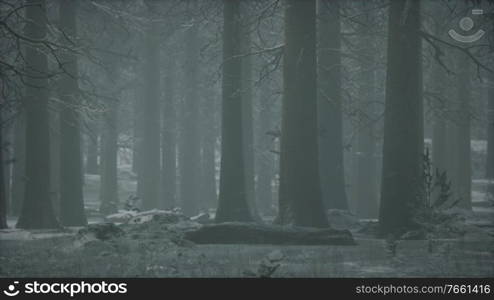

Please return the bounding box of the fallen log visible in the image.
[184,222,356,245]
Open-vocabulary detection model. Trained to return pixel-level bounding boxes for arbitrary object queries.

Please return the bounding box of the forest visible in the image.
[0,0,493,278]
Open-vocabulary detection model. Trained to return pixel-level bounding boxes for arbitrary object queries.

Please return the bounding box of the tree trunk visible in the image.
[216,0,253,223]
[0,100,7,229]
[200,89,218,211]
[455,53,472,209]
[355,4,378,218]
[487,69,494,200]
[179,23,201,216]
[85,123,99,175]
[139,17,161,210]
[277,0,328,228]
[379,0,423,236]
[256,83,275,215]
[240,14,260,220]
[59,0,87,226]
[10,111,25,216]
[161,51,177,210]
[17,0,59,229]
[317,0,348,210]
[185,222,355,245]
[99,102,119,215]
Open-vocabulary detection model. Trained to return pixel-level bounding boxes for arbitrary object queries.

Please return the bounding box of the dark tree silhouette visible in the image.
[379,0,423,236]
[216,0,254,223]
[17,0,59,229]
[59,0,87,226]
[277,0,329,228]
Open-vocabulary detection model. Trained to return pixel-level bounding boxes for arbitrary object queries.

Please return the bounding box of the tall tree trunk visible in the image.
[355,6,378,218]
[487,69,494,200]
[99,103,119,215]
[161,52,177,210]
[85,123,99,175]
[277,0,328,228]
[17,0,59,229]
[317,0,348,210]
[0,99,7,228]
[256,83,275,215]
[200,89,218,211]
[10,111,25,216]
[180,23,201,216]
[379,0,423,236]
[59,0,87,226]
[455,53,472,209]
[139,17,161,210]
[431,15,447,176]
[216,0,253,222]
[240,14,259,220]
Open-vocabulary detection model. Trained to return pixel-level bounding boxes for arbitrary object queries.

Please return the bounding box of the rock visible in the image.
[184,222,355,245]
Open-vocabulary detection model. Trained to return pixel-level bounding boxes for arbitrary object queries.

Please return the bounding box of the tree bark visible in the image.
[200,89,218,211]
[161,51,177,210]
[216,0,253,222]
[139,17,161,210]
[379,0,423,236]
[487,69,494,200]
[256,83,275,215]
[355,3,378,218]
[59,0,87,226]
[455,53,472,209]
[277,0,328,228]
[10,111,25,216]
[0,101,7,229]
[240,11,260,220]
[317,0,348,210]
[85,123,99,175]
[179,23,201,216]
[99,103,119,215]
[17,0,59,229]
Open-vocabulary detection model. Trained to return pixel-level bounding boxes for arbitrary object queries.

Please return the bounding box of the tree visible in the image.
[317,0,348,210]
[199,88,218,211]
[0,106,7,229]
[277,0,328,228]
[85,123,99,175]
[161,50,177,210]
[59,0,87,226]
[179,21,201,216]
[16,0,59,229]
[430,3,448,176]
[355,0,379,219]
[10,111,25,216]
[379,0,423,236]
[487,69,494,201]
[99,99,119,215]
[256,82,275,215]
[240,7,261,221]
[454,52,472,209]
[215,0,253,223]
[139,13,161,210]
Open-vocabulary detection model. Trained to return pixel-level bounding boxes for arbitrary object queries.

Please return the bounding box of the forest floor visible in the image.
[1,166,493,278]
[1,206,493,277]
